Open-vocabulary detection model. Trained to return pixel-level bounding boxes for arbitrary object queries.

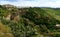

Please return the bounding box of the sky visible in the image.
[0,0,60,8]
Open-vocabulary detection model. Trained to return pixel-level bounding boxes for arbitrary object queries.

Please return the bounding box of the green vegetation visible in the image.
[0,5,60,37]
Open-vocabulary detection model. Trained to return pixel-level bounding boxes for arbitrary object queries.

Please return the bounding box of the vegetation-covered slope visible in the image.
[42,8,60,20]
[0,5,60,37]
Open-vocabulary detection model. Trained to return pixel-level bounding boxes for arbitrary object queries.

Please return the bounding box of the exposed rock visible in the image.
[3,14,11,20]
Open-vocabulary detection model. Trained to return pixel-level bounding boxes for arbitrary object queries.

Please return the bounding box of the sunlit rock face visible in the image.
[3,14,11,20]
[3,4,15,8]
[56,24,60,27]
[55,24,60,29]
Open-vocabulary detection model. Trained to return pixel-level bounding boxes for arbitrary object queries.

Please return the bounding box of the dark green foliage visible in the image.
[1,18,37,37]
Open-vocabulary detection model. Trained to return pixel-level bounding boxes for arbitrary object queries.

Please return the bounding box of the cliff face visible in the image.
[0,4,60,37]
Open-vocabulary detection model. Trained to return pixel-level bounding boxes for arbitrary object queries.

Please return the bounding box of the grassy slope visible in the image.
[42,8,60,20]
[0,22,14,37]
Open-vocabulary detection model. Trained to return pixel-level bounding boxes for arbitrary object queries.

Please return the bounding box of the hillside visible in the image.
[0,5,60,37]
[42,8,60,20]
